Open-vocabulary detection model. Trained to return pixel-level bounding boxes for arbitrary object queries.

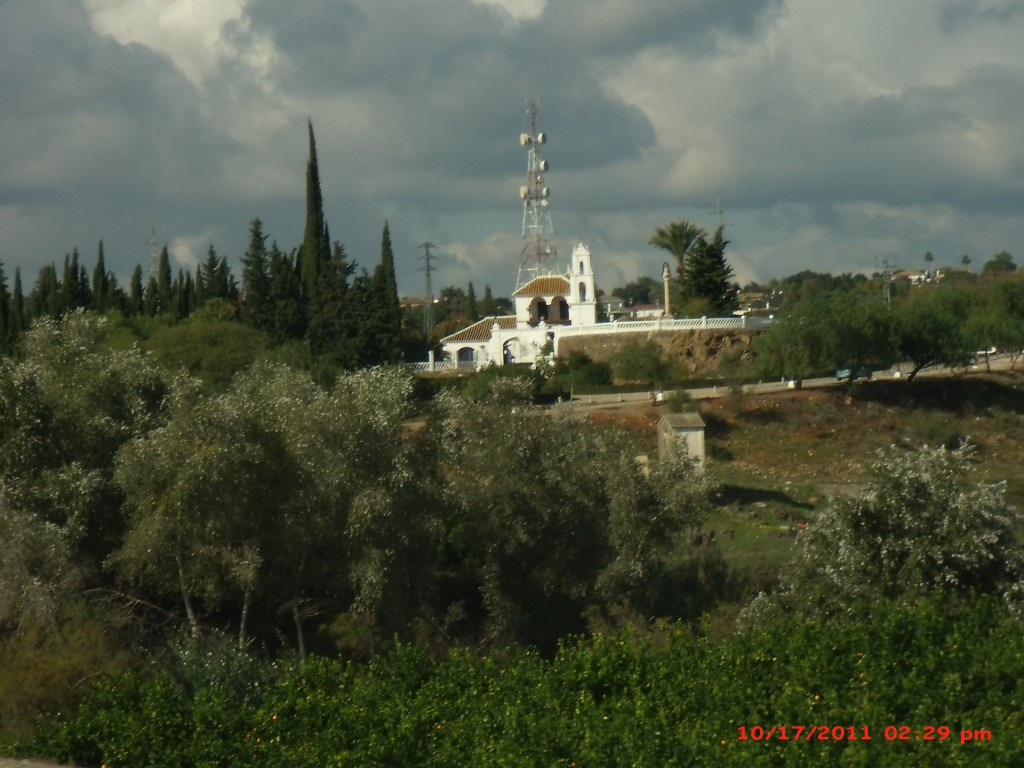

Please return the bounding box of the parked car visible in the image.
[835,366,872,381]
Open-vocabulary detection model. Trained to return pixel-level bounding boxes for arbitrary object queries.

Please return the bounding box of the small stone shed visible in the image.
[657,413,706,471]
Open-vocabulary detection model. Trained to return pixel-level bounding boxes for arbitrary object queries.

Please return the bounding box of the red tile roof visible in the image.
[512,275,570,297]
[440,316,516,343]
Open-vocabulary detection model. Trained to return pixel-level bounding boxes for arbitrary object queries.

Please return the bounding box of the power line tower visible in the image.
[516,100,556,289]
[713,192,725,231]
[419,242,437,334]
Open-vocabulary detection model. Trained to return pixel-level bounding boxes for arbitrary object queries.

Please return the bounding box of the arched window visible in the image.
[555,297,569,322]
[578,282,587,302]
[530,297,548,325]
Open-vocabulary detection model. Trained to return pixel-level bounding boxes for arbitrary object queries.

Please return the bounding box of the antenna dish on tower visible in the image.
[516,100,557,289]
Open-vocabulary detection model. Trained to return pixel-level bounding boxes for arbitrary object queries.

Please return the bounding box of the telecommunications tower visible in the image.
[516,101,556,289]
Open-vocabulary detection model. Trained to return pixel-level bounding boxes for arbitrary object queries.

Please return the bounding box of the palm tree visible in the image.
[649,220,706,276]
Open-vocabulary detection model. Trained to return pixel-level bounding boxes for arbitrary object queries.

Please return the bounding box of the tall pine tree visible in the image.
[0,259,10,352]
[482,284,496,317]
[9,268,24,340]
[156,246,174,315]
[466,282,478,322]
[128,265,144,315]
[91,241,110,312]
[368,221,403,363]
[308,241,356,367]
[683,224,739,314]
[240,218,273,332]
[30,264,60,319]
[268,243,305,342]
[300,120,330,301]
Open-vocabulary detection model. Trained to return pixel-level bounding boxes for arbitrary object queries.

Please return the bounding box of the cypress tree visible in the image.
[106,273,127,313]
[194,263,206,304]
[0,260,10,351]
[308,241,356,367]
[60,251,77,312]
[171,269,194,319]
[129,265,144,315]
[181,271,195,317]
[466,282,478,321]
[92,241,109,311]
[268,243,305,341]
[9,268,24,339]
[683,224,739,313]
[198,246,220,303]
[217,255,238,303]
[482,284,496,316]
[78,264,92,310]
[157,246,174,314]
[300,120,330,300]
[369,221,403,363]
[240,218,273,332]
[144,275,159,316]
[30,264,60,319]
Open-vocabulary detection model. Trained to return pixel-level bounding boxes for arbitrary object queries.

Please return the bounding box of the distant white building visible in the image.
[440,243,596,368]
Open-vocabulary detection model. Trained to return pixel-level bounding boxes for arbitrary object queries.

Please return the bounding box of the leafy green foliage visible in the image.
[430,387,714,647]
[612,275,660,307]
[611,339,676,387]
[112,362,426,648]
[650,221,738,314]
[895,284,974,380]
[746,443,1024,622]
[460,362,541,401]
[548,350,613,391]
[752,293,833,386]
[18,594,1024,767]
[144,318,273,388]
[0,313,166,604]
[982,250,1017,277]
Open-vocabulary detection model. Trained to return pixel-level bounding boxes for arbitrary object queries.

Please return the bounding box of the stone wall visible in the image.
[557,328,761,376]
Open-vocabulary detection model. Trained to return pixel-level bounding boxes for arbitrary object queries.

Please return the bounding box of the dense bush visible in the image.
[15,594,1022,767]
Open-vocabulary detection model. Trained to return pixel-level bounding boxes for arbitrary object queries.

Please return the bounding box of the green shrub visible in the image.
[19,596,1024,767]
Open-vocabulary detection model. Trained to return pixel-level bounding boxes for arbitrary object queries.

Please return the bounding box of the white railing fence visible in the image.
[556,315,772,337]
[408,315,772,371]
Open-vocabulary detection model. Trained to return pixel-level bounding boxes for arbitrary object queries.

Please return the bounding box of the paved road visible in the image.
[558,354,1019,409]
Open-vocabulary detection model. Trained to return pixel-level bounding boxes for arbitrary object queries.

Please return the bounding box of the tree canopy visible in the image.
[649,220,738,314]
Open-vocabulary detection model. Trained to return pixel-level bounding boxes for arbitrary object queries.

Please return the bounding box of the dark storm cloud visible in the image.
[237,0,657,182]
[529,0,783,57]
[0,0,247,275]
[1,0,1022,296]
[740,65,1024,212]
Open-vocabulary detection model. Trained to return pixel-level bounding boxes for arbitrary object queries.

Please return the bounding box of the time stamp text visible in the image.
[736,725,992,745]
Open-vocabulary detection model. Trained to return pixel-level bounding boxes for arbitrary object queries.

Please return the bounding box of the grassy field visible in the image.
[589,368,1024,601]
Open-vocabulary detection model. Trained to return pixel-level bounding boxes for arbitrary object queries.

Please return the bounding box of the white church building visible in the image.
[440,243,597,368]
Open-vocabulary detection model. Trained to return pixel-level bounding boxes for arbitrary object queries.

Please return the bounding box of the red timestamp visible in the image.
[882,725,992,744]
[737,725,992,744]
[737,725,872,742]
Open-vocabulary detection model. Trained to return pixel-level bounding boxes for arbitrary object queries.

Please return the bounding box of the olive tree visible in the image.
[0,312,166,634]
[431,379,715,647]
[752,294,833,387]
[112,362,426,651]
[893,285,974,380]
[746,444,1024,623]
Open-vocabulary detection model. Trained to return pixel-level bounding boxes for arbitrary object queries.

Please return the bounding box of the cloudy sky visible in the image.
[2,0,1022,297]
